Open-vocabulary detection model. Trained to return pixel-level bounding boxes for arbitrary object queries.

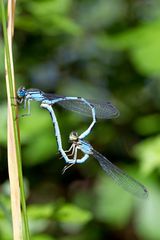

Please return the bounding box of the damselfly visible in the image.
[40,103,95,164]
[62,131,148,199]
[40,103,75,163]
[16,86,119,139]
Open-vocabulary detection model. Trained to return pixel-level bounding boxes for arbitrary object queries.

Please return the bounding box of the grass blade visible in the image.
[1,0,30,239]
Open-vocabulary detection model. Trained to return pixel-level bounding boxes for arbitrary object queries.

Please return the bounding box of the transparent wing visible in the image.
[57,99,120,119]
[43,92,119,119]
[92,149,148,199]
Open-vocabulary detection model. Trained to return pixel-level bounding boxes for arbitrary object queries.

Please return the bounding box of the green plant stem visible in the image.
[1,0,30,239]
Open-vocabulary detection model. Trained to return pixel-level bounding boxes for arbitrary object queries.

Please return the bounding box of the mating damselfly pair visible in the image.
[16,86,148,199]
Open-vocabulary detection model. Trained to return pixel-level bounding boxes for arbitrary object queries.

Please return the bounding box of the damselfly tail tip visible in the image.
[111,107,120,119]
[142,187,149,199]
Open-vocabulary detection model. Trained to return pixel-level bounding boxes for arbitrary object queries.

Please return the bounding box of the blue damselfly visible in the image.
[17,86,119,139]
[63,131,148,199]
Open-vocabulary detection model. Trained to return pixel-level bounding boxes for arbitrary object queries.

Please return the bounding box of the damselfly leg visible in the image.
[62,163,75,174]
[17,98,32,118]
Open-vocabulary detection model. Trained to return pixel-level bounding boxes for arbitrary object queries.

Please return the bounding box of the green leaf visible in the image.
[16,0,82,36]
[28,204,55,219]
[26,0,72,16]
[133,135,160,174]
[56,203,92,224]
[23,131,57,166]
[19,105,59,165]
[19,104,51,143]
[98,20,160,75]
[28,202,92,224]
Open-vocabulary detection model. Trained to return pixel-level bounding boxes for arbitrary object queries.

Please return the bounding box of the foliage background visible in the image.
[0,0,160,239]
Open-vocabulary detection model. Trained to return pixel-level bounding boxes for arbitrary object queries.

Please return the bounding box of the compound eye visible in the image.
[69,131,79,141]
[17,86,26,98]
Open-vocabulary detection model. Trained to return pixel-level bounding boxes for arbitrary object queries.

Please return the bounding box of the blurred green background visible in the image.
[0,0,160,239]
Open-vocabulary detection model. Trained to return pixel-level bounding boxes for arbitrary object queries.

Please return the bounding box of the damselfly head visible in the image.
[17,86,26,98]
[69,131,79,142]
